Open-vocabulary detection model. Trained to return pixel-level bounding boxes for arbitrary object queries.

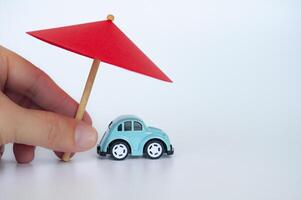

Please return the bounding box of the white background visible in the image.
[0,0,300,199]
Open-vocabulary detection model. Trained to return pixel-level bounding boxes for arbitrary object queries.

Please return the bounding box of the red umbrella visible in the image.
[27,14,172,161]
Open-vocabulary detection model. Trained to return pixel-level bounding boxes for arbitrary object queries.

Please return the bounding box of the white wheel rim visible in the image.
[112,144,128,159]
[147,142,162,158]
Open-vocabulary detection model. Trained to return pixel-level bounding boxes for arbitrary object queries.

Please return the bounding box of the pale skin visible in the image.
[0,46,98,163]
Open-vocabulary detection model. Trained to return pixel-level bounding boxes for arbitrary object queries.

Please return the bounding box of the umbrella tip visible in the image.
[107,14,115,21]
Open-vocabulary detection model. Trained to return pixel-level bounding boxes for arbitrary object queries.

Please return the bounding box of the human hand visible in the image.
[0,46,98,163]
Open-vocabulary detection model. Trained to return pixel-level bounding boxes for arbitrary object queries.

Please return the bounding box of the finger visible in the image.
[0,145,4,159]
[4,90,91,158]
[53,107,91,158]
[16,109,98,152]
[0,46,92,124]
[53,110,91,159]
[0,93,98,152]
[13,143,35,164]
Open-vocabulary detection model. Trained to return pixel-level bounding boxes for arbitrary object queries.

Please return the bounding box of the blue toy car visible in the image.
[97,115,174,160]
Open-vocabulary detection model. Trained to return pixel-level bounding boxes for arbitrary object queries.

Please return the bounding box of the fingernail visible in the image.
[75,122,98,151]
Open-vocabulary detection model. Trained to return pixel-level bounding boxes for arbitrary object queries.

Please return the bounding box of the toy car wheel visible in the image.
[110,141,129,160]
[145,140,164,159]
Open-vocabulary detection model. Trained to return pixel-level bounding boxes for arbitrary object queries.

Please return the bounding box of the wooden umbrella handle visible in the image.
[62,59,100,162]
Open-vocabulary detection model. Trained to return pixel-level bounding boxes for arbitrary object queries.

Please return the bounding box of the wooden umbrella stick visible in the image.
[62,59,101,162]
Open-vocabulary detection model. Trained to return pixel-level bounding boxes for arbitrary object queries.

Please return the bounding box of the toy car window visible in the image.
[134,121,142,131]
[117,124,122,131]
[124,121,132,131]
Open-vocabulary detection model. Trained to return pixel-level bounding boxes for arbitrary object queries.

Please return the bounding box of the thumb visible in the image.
[0,93,98,152]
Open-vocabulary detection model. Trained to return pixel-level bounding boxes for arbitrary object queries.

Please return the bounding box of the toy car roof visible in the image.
[112,115,144,125]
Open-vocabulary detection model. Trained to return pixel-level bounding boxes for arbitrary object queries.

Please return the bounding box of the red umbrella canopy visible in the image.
[27,18,172,82]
